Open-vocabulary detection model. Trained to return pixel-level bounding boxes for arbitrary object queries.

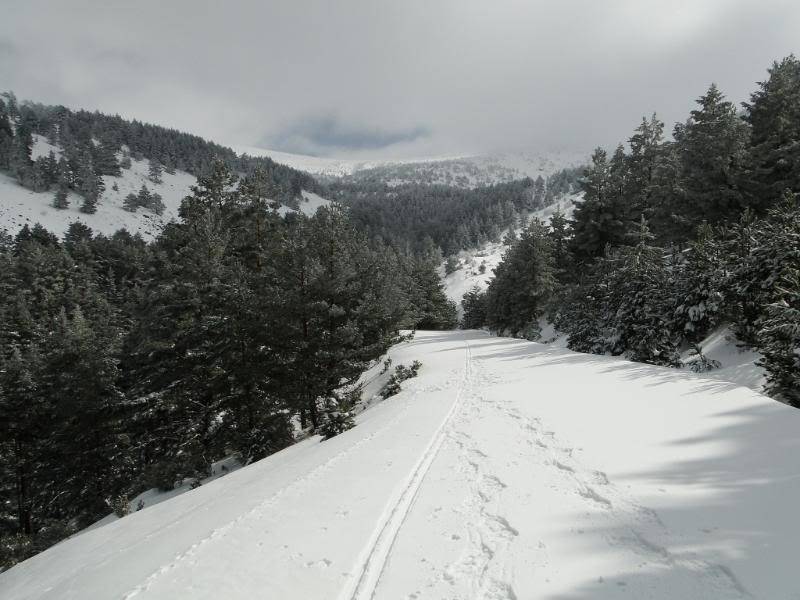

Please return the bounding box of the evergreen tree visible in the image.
[52,184,69,210]
[532,175,546,209]
[93,141,121,176]
[122,192,139,212]
[570,147,631,264]
[148,158,163,184]
[485,218,555,338]
[0,97,13,169]
[460,285,487,329]
[676,84,748,229]
[757,272,800,406]
[673,224,724,342]
[76,151,103,214]
[742,55,800,210]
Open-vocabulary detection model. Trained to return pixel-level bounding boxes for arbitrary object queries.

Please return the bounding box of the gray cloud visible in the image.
[1,0,798,159]
[267,114,429,155]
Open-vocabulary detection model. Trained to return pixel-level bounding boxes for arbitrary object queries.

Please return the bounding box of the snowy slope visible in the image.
[442,193,582,308]
[2,330,796,599]
[0,137,330,239]
[235,145,587,188]
[0,136,195,239]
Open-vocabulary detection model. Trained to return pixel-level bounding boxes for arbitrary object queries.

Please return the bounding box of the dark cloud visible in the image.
[267,115,429,155]
[1,0,798,159]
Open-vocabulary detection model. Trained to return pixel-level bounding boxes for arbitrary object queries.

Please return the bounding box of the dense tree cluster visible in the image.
[332,167,581,256]
[462,56,800,406]
[0,162,455,568]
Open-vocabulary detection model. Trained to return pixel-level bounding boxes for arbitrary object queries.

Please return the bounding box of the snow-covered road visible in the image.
[2,331,798,599]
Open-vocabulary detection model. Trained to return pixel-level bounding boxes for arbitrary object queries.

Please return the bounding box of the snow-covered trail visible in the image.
[2,331,798,599]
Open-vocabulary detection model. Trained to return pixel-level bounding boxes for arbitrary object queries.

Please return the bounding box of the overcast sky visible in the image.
[1,0,798,159]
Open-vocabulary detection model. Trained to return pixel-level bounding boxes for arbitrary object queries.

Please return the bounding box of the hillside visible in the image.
[0,136,330,239]
[236,145,587,188]
[1,330,795,599]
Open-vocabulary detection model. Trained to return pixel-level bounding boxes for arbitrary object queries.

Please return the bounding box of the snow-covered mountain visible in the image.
[0,136,330,239]
[236,145,587,188]
[2,330,794,599]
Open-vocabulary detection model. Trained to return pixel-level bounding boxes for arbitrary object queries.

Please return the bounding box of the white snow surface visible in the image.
[2,330,796,599]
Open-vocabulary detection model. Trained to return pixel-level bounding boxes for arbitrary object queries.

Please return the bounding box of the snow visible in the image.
[0,137,331,239]
[2,330,797,599]
[277,191,332,217]
[681,326,766,391]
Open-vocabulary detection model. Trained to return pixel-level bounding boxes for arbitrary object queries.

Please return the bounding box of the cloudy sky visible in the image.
[1,0,798,159]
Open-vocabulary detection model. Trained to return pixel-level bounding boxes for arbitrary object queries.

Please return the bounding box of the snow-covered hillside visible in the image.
[442,193,582,308]
[0,136,330,239]
[2,330,795,599]
[236,145,587,188]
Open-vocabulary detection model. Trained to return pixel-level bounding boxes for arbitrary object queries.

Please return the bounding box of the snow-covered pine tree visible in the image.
[52,184,69,210]
[122,193,139,212]
[673,223,724,342]
[148,158,163,184]
[743,55,800,211]
[460,285,487,329]
[675,83,748,229]
[757,272,800,406]
[485,218,555,338]
[76,151,103,214]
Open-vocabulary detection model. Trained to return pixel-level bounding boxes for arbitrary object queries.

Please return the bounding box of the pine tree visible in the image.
[626,113,665,214]
[532,175,546,209]
[122,193,139,212]
[596,218,680,365]
[148,158,163,184]
[149,192,165,215]
[76,151,103,214]
[93,141,121,176]
[460,285,487,329]
[743,55,800,210]
[757,272,800,406]
[52,184,69,210]
[570,147,631,264]
[485,218,555,338]
[548,208,572,282]
[0,97,13,169]
[136,184,152,210]
[676,84,748,229]
[673,224,724,342]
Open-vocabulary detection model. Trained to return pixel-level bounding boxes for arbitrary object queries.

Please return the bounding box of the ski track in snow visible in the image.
[121,397,417,599]
[341,341,474,600]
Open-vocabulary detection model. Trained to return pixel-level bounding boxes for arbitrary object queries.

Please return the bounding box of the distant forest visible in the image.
[331,166,583,255]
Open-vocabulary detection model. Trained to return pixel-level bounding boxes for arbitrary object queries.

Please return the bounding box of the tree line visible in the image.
[0,161,456,568]
[462,55,800,408]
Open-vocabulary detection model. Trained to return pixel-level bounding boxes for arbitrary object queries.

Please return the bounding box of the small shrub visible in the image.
[380,361,422,399]
[319,387,360,439]
[111,494,130,518]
